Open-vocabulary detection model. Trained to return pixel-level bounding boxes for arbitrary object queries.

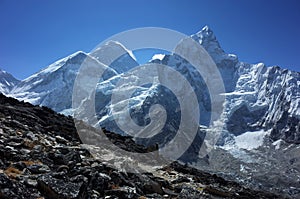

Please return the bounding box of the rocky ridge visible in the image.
[0,93,283,198]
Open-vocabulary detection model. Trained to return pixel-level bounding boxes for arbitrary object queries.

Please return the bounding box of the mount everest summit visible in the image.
[1,26,300,197]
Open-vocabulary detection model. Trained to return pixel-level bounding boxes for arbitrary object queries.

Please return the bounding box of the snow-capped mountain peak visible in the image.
[196,25,217,42]
[192,26,238,66]
[192,26,222,53]
[0,69,20,94]
[11,51,88,92]
[8,41,139,113]
[39,50,87,74]
[89,40,138,73]
[9,51,96,111]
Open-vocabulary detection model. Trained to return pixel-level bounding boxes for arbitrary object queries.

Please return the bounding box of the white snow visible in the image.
[234,130,268,150]
[240,164,247,173]
[222,130,269,151]
[221,91,256,96]
[272,139,283,150]
[59,108,74,116]
[283,144,293,151]
[127,50,137,61]
[90,40,137,63]
[151,54,165,61]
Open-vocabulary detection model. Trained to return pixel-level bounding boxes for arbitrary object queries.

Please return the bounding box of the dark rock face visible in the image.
[226,104,268,136]
[0,93,284,198]
[260,67,300,144]
[269,109,300,144]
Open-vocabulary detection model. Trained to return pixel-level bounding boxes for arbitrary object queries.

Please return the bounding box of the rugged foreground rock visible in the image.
[0,93,284,198]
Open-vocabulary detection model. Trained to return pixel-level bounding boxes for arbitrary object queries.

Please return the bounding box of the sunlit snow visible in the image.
[151,54,165,61]
[234,130,269,150]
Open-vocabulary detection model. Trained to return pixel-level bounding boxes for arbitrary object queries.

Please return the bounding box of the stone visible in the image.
[37,175,85,199]
[57,165,69,172]
[25,178,38,187]
[141,179,164,195]
[28,164,50,174]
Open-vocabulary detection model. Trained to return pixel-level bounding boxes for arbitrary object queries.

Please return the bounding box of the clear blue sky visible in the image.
[0,0,299,80]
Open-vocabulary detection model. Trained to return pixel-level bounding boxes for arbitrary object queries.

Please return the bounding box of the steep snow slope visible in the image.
[223,62,300,143]
[0,69,20,94]
[10,51,118,112]
[10,51,92,112]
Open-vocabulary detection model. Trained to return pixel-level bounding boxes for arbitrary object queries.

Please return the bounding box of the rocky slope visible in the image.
[0,93,284,199]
